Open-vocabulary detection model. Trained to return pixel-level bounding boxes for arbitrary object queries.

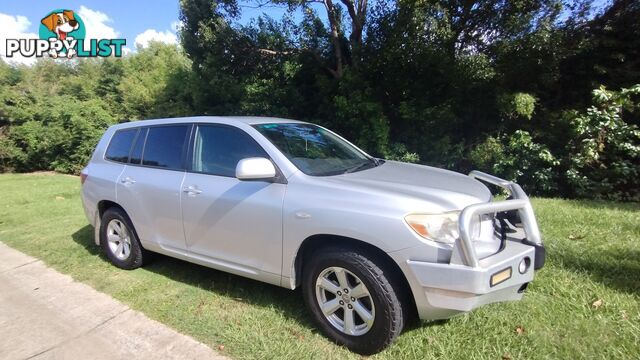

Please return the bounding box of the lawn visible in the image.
[0,173,638,359]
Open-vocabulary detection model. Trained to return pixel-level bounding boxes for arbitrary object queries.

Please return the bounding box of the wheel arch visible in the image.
[95,200,134,246]
[293,234,417,318]
[98,200,124,218]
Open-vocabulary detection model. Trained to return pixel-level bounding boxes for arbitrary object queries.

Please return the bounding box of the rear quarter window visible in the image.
[105,129,137,163]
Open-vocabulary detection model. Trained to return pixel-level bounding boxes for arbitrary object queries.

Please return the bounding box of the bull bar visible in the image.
[457,171,544,268]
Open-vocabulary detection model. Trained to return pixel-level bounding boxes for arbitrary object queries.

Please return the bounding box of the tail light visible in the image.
[80,171,88,185]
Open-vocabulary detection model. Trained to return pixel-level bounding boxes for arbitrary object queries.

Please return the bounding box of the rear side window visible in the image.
[192,125,267,177]
[142,125,189,170]
[105,129,137,163]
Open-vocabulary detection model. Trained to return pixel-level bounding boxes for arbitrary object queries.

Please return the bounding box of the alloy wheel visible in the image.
[315,266,376,336]
[106,219,132,261]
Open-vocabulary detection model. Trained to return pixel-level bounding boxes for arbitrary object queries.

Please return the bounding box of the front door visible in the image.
[181,124,285,283]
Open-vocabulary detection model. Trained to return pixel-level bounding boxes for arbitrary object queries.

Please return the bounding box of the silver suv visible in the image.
[81,116,545,354]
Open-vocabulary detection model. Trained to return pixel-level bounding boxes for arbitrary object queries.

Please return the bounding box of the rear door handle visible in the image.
[183,185,202,196]
[120,176,136,185]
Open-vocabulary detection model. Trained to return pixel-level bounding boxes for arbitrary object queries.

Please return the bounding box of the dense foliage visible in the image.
[0,0,638,200]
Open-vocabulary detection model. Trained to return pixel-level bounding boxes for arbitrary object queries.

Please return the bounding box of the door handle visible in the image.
[182,185,202,195]
[120,176,136,185]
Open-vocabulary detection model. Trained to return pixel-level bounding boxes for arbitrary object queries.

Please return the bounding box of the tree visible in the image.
[259,0,370,78]
[558,0,640,109]
[119,43,195,119]
[0,0,638,200]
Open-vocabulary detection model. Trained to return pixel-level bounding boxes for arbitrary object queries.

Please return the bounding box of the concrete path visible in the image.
[0,242,228,360]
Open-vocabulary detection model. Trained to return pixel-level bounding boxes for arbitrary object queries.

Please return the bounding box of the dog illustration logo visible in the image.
[39,9,84,58]
[5,9,125,61]
[41,10,79,41]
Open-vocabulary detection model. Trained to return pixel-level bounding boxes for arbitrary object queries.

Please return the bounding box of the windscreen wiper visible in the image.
[344,160,376,174]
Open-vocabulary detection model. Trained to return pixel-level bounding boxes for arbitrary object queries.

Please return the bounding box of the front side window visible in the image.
[142,125,189,170]
[192,125,268,177]
[105,129,137,163]
[253,123,376,176]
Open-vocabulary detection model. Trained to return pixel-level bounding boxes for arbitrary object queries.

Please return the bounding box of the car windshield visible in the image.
[253,123,378,176]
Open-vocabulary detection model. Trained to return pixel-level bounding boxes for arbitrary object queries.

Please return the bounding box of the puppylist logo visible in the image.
[6,9,126,60]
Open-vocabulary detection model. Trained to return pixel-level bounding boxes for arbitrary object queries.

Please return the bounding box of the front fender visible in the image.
[280,182,438,288]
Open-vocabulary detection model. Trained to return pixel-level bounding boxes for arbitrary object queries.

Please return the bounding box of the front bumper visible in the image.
[394,171,545,320]
[408,239,538,314]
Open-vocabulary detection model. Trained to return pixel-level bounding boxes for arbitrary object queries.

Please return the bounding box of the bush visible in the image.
[469,130,559,195]
[396,101,465,169]
[386,143,420,163]
[564,85,640,201]
[498,92,537,120]
[327,73,390,157]
[0,44,193,174]
[0,132,23,172]
[9,97,114,174]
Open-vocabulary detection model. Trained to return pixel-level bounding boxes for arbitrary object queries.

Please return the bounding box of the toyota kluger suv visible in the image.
[81,116,545,354]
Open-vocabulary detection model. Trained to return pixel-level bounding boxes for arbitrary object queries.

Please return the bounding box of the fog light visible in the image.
[490,267,512,287]
[519,257,531,274]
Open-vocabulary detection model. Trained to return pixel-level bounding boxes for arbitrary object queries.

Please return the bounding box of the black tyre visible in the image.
[99,207,148,270]
[302,247,405,354]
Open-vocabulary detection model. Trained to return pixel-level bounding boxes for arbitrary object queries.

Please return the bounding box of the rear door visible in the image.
[180,124,286,284]
[83,128,137,226]
[116,124,191,251]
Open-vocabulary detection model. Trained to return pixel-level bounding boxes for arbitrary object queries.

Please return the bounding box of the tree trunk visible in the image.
[340,0,367,68]
[324,0,343,78]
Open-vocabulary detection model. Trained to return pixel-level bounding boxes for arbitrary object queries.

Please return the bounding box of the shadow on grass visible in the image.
[72,224,445,336]
[554,248,640,294]
[71,225,316,331]
[72,225,103,257]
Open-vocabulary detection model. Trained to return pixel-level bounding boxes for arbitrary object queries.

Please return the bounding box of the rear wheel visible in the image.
[100,207,147,270]
[302,247,405,355]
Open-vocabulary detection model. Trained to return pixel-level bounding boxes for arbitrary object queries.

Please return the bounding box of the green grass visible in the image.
[0,173,639,359]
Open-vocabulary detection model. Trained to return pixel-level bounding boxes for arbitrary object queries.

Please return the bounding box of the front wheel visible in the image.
[302,248,405,354]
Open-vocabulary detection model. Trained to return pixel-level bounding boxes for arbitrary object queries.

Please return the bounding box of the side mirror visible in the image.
[236,157,277,181]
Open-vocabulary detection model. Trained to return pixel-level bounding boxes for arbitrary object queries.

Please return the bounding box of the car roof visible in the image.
[108,116,309,130]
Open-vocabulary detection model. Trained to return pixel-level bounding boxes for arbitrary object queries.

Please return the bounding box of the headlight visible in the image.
[405,212,460,244]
